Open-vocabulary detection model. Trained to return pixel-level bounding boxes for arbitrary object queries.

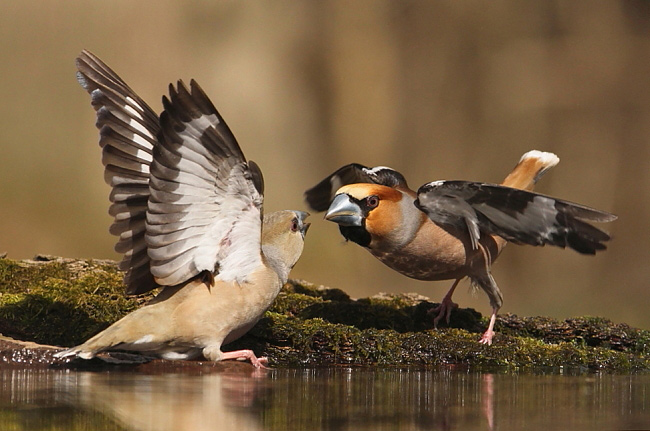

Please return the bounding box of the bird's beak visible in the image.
[325,194,363,226]
[294,211,311,237]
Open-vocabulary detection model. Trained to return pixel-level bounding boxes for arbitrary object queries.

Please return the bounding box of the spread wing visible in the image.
[415,181,617,254]
[76,50,161,294]
[77,50,264,294]
[305,164,409,211]
[147,79,264,287]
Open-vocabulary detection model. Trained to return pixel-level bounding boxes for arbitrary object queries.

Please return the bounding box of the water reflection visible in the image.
[1,367,649,431]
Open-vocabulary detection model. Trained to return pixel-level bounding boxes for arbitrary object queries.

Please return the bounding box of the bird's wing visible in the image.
[146,79,265,287]
[305,164,409,211]
[415,180,617,254]
[76,50,161,294]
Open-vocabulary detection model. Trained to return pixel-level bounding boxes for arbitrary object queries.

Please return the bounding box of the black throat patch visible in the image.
[339,225,371,248]
[335,194,378,248]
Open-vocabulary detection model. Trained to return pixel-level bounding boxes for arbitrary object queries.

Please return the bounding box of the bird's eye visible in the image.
[366,195,380,208]
[291,218,300,232]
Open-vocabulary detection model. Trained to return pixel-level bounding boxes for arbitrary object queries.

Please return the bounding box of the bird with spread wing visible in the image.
[55,51,309,367]
[305,151,615,345]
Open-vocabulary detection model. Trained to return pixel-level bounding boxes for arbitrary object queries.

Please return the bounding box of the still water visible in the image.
[1,367,649,431]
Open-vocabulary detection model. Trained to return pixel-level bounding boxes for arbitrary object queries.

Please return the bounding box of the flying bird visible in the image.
[54,50,309,367]
[305,151,615,345]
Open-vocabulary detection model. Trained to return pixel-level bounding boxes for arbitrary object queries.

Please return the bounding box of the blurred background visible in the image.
[1,1,648,328]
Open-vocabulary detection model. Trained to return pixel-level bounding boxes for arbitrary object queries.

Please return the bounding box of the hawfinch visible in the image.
[305,151,616,345]
[54,51,309,367]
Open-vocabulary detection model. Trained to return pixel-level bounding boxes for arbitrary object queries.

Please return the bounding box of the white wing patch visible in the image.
[185,114,220,132]
[124,98,145,119]
[416,180,615,254]
[196,165,263,283]
[146,81,265,287]
[363,166,395,175]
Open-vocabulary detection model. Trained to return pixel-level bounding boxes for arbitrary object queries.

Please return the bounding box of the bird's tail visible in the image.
[53,337,102,360]
[53,313,146,360]
[501,150,560,190]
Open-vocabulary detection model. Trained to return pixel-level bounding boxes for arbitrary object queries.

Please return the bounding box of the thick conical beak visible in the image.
[293,210,311,237]
[325,194,363,227]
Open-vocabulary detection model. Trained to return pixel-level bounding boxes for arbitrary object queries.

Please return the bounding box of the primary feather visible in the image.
[76,50,265,293]
[415,180,617,254]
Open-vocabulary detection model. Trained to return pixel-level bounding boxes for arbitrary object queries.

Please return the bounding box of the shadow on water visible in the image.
[1,367,649,431]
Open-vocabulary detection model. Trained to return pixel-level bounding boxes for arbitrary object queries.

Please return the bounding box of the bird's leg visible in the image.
[478,307,498,345]
[221,349,270,369]
[473,244,502,345]
[429,278,461,327]
[203,345,270,369]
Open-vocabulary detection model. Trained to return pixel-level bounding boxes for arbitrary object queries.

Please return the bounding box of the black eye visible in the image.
[291,218,299,232]
[366,195,379,208]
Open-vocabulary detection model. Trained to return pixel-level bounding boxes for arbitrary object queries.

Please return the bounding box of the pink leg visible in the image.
[478,308,498,345]
[429,279,461,327]
[221,349,270,369]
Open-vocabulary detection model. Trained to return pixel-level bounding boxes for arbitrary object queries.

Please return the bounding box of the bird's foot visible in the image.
[478,310,498,345]
[429,298,459,327]
[478,329,495,345]
[221,349,270,369]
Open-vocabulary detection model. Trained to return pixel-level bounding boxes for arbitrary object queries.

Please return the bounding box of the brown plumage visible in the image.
[305,151,616,344]
[54,50,310,367]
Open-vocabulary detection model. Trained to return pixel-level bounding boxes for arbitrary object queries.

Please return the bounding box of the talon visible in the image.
[253,356,270,369]
[429,278,461,328]
[430,299,459,327]
[479,330,494,345]
[221,349,271,369]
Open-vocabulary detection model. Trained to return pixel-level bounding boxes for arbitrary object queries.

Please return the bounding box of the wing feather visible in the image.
[415,181,616,254]
[78,51,264,293]
[146,79,264,286]
[77,50,160,293]
[305,164,409,212]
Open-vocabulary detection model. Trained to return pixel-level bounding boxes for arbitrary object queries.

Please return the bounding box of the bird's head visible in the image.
[324,183,405,248]
[261,210,310,282]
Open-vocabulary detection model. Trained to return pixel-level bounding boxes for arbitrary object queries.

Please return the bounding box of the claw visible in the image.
[429,298,459,327]
[478,330,495,345]
[221,349,270,369]
[429,278,461,327]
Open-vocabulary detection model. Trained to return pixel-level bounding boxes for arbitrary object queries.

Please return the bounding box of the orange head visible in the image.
[325,183,412,248]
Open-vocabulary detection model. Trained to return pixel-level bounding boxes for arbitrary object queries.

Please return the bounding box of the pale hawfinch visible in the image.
[305,151,616,345]
[54,51,309,367]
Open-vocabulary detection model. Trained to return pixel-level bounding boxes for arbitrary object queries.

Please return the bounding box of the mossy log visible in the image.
[0,256,648,371]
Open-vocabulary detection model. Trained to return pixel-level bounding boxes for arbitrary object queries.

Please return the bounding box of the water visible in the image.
[1,367,649,431]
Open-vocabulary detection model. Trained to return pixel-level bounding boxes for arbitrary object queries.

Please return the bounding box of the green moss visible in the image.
[231,279,650,370]
[0,256,153,346]
[1,256,648,370]
[496,314,650,357]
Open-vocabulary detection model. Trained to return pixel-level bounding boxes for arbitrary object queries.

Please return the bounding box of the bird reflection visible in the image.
[6,368,648,430]
[48,367,496,431]
[482,374,495,431]
[54,369,268,431]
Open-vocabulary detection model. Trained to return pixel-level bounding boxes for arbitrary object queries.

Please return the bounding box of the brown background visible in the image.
[1,1,648,328]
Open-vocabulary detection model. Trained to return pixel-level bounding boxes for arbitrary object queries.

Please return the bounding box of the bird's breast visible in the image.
[368,219,480,281]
